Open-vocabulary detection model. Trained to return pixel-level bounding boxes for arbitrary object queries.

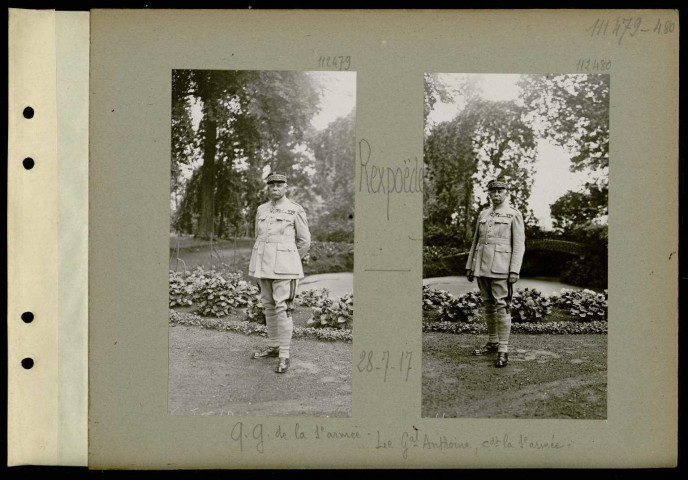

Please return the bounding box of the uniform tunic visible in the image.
[465,204,525,279]
[249,197,311,279]
[466,202,526,354]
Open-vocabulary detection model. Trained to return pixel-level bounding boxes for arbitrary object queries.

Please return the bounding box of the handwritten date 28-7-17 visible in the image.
[357,350,413,382]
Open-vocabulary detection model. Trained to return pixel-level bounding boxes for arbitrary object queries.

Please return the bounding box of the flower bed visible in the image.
[170,267,353,330]
[423,320,608,335]
[423,285,607,327]
[170,309,352,342]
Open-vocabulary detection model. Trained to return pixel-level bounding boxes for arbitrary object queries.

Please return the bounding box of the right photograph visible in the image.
[422,73,608,419]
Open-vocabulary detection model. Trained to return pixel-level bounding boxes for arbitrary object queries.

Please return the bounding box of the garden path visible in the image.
[424,276,592,297]
[169,325,351,417]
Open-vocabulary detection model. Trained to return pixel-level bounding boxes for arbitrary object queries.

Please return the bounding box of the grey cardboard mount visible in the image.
[12,8,681,469]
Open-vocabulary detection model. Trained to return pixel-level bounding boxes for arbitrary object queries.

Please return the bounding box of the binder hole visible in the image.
[21,312,34,323]
[23,158,35,170]
[21,358,34,369]
[348,214,354,220]
[23,107,34,119]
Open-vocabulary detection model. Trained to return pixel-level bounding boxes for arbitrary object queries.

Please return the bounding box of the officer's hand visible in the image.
[466,270,474,282]
[508,273,519,284]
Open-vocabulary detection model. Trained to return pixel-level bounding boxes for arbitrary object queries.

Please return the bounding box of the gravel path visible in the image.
[169,325,351,417]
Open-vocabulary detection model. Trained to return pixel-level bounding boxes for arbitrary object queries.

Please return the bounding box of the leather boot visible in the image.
[275,357,290,373]
[251,346,279,359]
[495,352,509,367]
[473,343,499,356]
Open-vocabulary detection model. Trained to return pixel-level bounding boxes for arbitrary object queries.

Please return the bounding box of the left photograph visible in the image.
[168,70,356,417]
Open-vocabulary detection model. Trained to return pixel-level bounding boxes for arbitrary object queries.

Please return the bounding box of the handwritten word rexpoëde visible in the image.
[358,139,424,220]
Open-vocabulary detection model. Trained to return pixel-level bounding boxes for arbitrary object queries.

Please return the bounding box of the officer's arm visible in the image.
[509,210,526,275]
[254,207,261,238]
[465,211,482,271]
[294,207,311,259]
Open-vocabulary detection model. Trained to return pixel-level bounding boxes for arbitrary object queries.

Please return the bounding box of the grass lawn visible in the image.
[422,332,607,419]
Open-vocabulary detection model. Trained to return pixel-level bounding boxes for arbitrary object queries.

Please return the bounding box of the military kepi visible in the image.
[266,172,287,184]
[487,179,507,190]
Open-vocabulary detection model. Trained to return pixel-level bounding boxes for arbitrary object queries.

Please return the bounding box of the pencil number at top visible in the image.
[318,55,352,71]
[586,17,676,45]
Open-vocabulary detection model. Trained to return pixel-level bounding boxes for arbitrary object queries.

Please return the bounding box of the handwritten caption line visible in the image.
[220,420,576,459]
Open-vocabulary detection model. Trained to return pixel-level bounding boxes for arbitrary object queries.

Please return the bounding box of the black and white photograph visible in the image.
[422,73,609,418]
[168,70,356,417]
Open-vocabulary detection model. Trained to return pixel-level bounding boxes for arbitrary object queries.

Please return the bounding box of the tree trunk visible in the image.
[197,101,217,239]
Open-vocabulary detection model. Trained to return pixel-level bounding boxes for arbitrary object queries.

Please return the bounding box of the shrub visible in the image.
[170,266,261,318]
[422,320,607,335]
[423,245,466,263]
[183,267,227,303]
[295,288,331,307]
[433,287,553,324]
[195,279,235,317]
[244,295,265,324]
[422,286,455,311]
[438,289,483,323]
[170,310,352,342]
[307,292,353,329]
[422,246,469,278]
[510,288,552,323]
[550,288,607,322]
[560,224,608,289]
[303,241,354,274]
[169,271,195,307]
[195,278,259,318]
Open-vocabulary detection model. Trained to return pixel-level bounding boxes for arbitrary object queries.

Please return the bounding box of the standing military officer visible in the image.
[249,172,311,373]
[465,179,525,367]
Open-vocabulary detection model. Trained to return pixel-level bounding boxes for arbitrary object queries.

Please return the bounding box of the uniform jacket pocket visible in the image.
[256,214,269,236]
[493,218,512,238]
[274,243,302,275]
[478,216,489,236]
[491,244,512,274]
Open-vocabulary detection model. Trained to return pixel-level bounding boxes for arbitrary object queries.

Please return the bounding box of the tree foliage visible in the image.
[308,112,356,242]
[171,70,323,239]
[424,73,453,124]
[423,73,608,288]
[424,97,537,247]
[550,183,608,234]
[519,74,609,177]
